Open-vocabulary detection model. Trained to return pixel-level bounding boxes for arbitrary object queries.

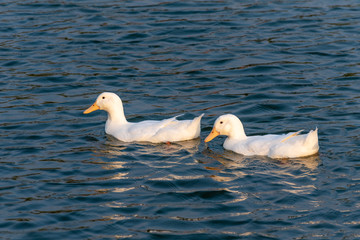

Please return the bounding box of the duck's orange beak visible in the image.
[83,102,100,114]
[204,128,220,142]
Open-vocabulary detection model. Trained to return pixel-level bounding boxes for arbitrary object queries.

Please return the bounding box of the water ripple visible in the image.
[1,0,360,239]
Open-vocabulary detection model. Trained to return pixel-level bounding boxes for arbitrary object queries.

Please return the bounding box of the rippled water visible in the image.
[1,0,360,239]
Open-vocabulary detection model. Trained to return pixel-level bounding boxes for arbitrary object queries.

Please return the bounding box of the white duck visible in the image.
[205,114,319,158]
[83,92,204,143]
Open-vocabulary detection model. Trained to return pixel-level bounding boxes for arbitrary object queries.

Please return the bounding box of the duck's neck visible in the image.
[228,120,247,140]
[105,102,128,126]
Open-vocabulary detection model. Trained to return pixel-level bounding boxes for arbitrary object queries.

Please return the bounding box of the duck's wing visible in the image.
[121,116,179,142]
[226,134,283,156]
[112,114,203,143]
[151,114,204,143]
[269,128,319,158]
[281,130,304,142]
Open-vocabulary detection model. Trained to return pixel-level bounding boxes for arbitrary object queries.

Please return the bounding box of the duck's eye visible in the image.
[102,96,105,99]
[220,121,223,124]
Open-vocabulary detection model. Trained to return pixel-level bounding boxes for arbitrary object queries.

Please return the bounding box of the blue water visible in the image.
[1,0,360,239]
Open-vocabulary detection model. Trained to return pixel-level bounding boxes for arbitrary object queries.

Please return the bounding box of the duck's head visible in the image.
[83,92,122,114]
[204,114,246,142]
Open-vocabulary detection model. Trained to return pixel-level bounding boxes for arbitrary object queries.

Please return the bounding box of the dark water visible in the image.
[1,0,360,239]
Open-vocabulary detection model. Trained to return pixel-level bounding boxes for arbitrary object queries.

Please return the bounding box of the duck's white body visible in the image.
[84,92,203,143]
[205,114,319,159]
[105,115,204,143]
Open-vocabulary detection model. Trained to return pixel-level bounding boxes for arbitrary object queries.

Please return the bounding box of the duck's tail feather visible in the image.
[305,127,319,150]
[195,113,205,120]
[189,113,204,137]
[190,113,204,127]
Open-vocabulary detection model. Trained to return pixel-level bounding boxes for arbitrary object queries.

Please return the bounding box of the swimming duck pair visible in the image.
[84,92,319,159]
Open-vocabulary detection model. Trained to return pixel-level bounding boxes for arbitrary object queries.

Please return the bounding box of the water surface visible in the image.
[1,0,360,239]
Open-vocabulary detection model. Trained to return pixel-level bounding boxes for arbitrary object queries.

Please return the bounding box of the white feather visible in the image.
[206,114,319,159]
[84,92,204,143]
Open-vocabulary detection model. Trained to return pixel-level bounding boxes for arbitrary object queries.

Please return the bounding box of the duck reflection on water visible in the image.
[200,145,321,173]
